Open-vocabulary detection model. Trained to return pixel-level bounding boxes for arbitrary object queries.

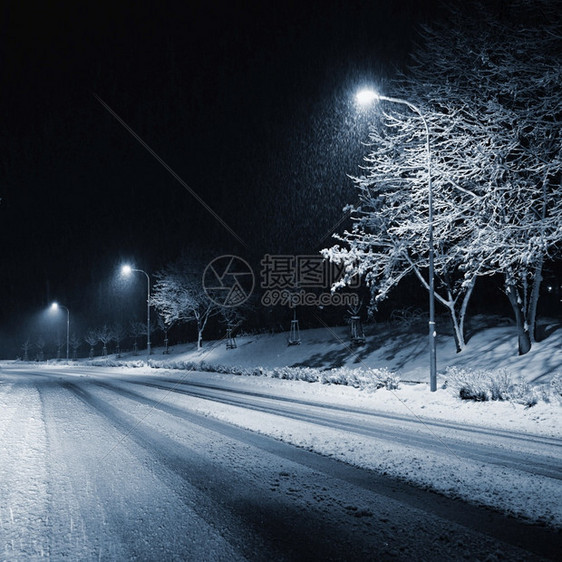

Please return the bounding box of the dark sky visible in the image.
[0,0,440,355]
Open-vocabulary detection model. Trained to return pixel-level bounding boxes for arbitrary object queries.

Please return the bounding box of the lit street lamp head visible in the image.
[50,302,59,311]
[355,88,379,106]
[121,264,132,276]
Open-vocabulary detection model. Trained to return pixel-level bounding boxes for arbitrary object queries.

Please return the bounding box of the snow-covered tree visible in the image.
[35,336,45,361]
[323,102,481,352]
[21,338,31,361]
[111,323,127,357]
[97,324,114,356]
[151,254,220,350]
[85,330,99,358]
[324,0,562,354]
[70,333,81,360]
[54,331,63,360]
[156,314,175,355]
[405,0,562,354]
[129,320,146,355]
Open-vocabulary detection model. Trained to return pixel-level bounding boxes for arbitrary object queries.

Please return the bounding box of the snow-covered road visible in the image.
[114,374,562,480]
[0,365,560,560]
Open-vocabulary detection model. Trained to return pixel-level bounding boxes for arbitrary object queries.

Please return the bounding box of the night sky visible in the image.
[1,0,440,356]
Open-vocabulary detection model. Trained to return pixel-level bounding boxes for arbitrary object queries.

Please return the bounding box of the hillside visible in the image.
[126,315,562,386]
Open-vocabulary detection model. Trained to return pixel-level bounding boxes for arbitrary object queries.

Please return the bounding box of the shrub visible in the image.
[446,367,540,406]
[319,367,400,391]
[271,366,320,382]
[380,373,401,390]
[170,363,402,391]
[94,355,401,392]
[551,374,562,401]
[447,367,490,401]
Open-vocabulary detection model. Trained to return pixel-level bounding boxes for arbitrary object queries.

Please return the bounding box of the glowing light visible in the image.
[355,88,379,106]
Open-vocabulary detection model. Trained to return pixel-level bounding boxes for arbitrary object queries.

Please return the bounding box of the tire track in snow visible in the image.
[145,375,562,450]
[60,380,399,561]
[38,380,245,561]
[119,377,562,481]
[85,378,562,561]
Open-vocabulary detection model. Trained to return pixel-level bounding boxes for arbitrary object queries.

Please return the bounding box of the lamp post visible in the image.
[356,88,437,391]
[50,302,70,360]
[122,265,152,358]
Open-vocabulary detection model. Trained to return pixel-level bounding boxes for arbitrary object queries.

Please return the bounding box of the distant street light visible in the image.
[50,302,70,361]
[355,88,437,392]
[121,265,152,358]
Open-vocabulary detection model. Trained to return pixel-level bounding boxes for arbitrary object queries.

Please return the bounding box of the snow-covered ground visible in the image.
[52,363,558,531]
[15,316,561,530]
[136,314,562,385]
[1,317,560,558]
[5,366,559,560]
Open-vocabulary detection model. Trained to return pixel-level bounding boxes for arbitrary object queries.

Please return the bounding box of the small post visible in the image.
[350,315,365,345]
[226,325,237,349]
[288,308,301,346]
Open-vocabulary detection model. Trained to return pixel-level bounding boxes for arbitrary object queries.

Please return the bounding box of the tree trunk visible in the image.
[444,278,475,353]
[528,259,543,343]
[411,264,474,354]
[447,305,465,353]
[505,283,532,355]
[457,277,475,350]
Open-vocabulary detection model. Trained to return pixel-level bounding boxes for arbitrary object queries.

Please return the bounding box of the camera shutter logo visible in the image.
[203,255,255,307]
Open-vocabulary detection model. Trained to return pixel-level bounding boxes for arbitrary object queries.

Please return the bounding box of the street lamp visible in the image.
[355,88,437,391]
[50,302,70,360]
[121,264,151,358]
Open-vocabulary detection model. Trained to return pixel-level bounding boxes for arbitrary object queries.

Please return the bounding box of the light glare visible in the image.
[355,88,379,106]
[122,264,132,276]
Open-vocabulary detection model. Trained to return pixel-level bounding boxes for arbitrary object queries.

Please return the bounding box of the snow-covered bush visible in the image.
[446,367,489,401]
[85,359,146,368]
[321,367,400,390]
[550,375,562,404]
[151,359,400,391]
[488,370,515,401]
[267,365,400,391]
[379,372,401,391]
[446,367,539,406]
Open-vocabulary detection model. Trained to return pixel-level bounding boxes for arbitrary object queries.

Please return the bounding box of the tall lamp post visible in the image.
[356,88,437,391]
[122,265,152,358]
[50,302,70,360]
